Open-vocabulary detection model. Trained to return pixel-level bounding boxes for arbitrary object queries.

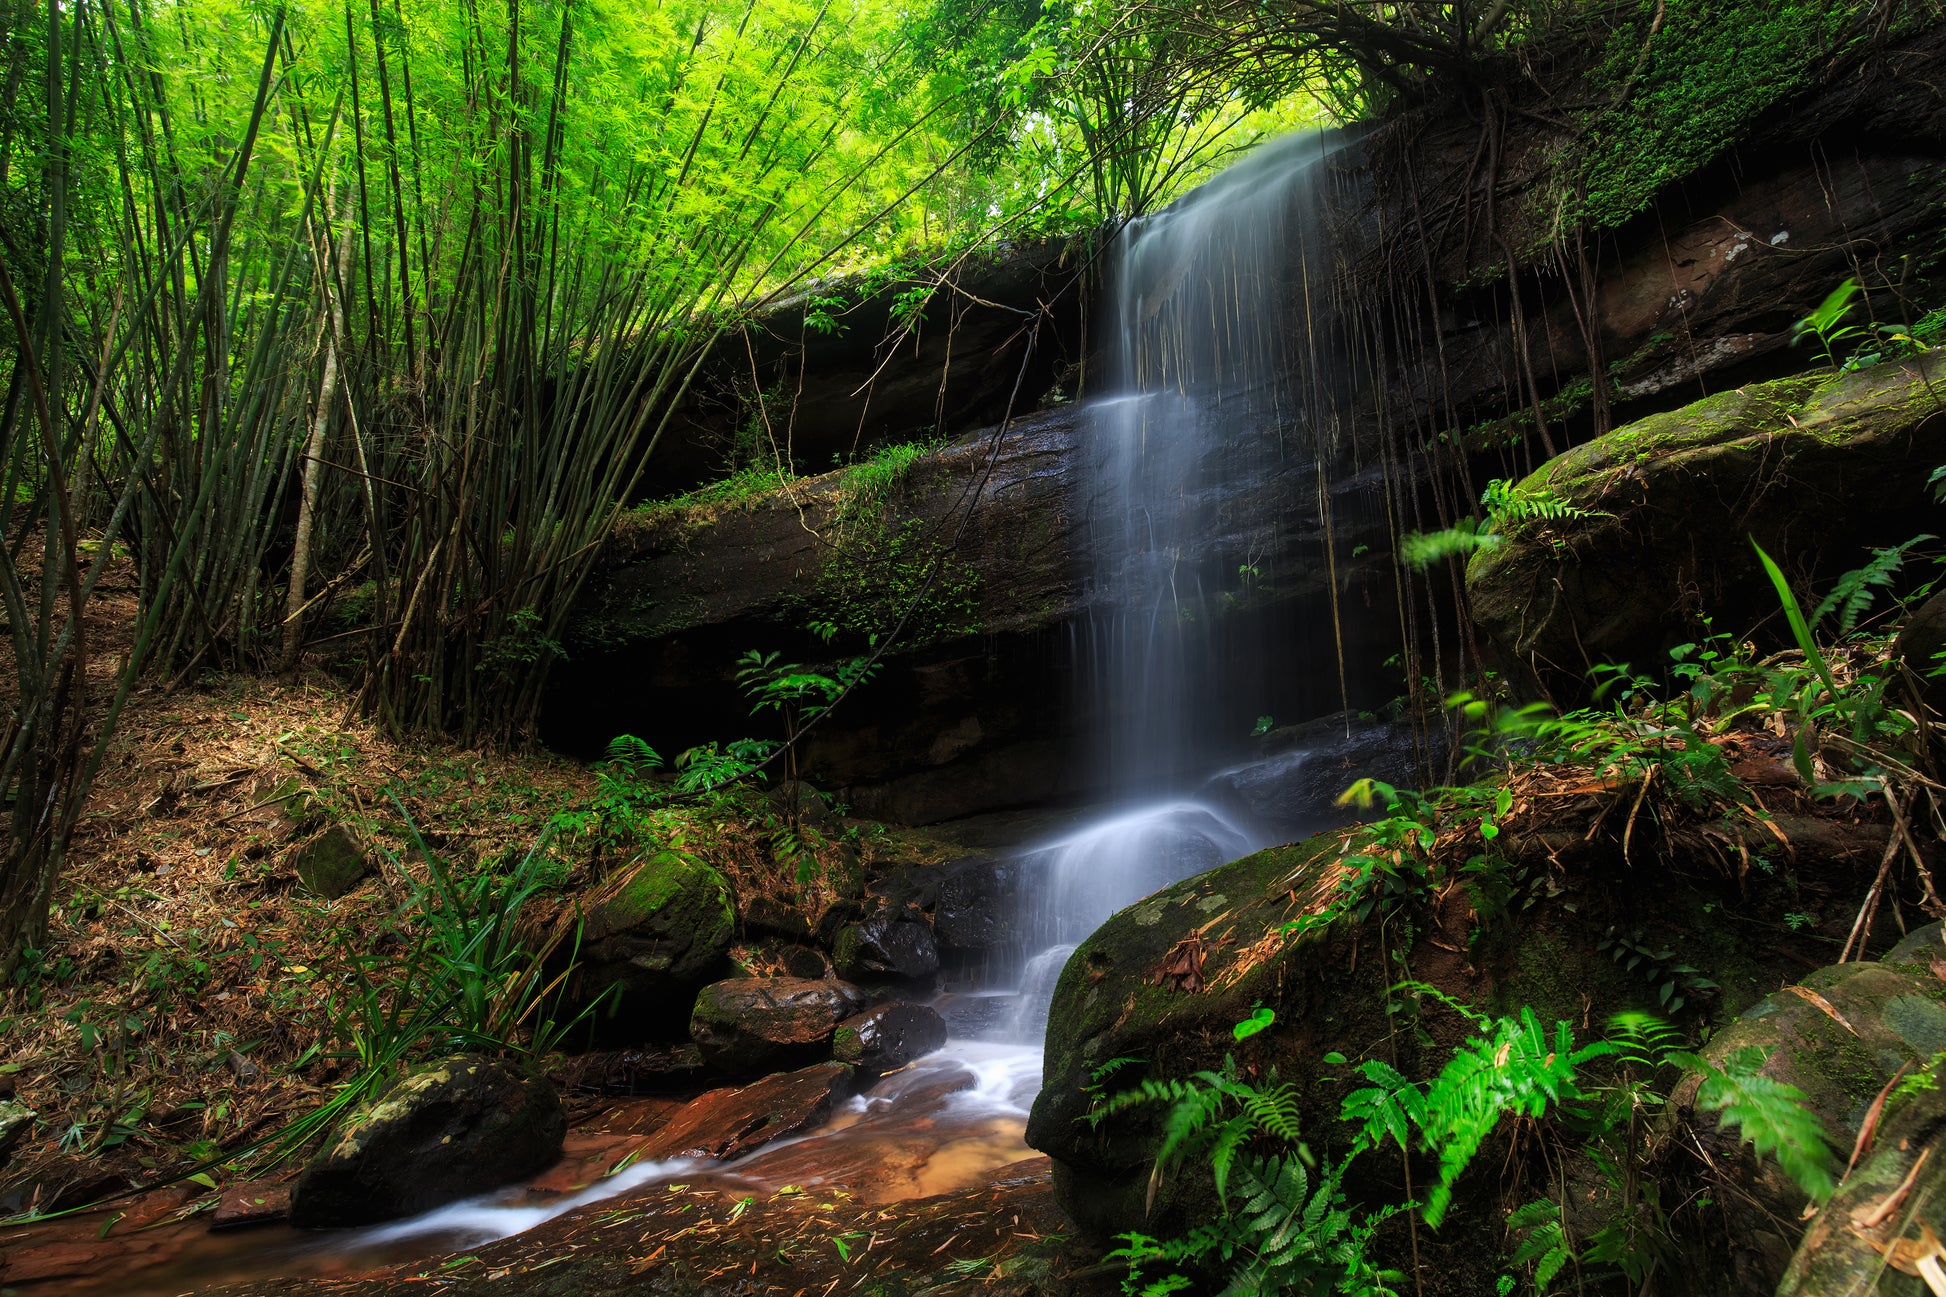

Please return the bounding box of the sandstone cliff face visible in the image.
[547,25,1946,822]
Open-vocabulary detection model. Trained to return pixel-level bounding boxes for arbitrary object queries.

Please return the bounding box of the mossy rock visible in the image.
[1780,1056,1946,1294]
[1466,352,1946,691]
[1659,958,1946,1291]
[289,1054,565,1227]
[688,976,871,1074]
[293,824,371,899]
[1024,814,1833,1283]
[571,853,736,1038]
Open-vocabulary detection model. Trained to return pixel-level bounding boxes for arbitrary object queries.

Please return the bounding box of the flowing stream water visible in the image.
[17,130,1367,1295]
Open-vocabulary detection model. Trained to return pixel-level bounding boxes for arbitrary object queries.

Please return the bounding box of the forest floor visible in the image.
[0,641,925,1245]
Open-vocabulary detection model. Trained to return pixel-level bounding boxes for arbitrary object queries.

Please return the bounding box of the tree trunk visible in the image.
[282,201,351,672]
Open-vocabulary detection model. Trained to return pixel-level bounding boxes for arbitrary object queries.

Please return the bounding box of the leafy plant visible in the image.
[1598,927,1718,1013]
[1813,536,1934,636]
[1400,479,1604,570]
[1792,278,1868,369]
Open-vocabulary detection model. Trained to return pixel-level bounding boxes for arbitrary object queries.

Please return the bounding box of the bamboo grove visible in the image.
[0,0,1052,978]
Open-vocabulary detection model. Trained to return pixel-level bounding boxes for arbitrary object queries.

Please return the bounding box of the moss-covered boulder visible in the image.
[832,1003,948,1079]
[289,1055,566,1227]
[1659,953,1946,1290]
[293,824,371,899]
[1023,803,1846,1280]
[689,976,872,1074]
[571,853,736,1037]
[1780,1054,1946,1295]
[1467,352,1946,688]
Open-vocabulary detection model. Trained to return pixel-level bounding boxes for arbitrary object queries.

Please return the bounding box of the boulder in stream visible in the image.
[289,1055,566,1228]
[639,1062,855,1162]
[832,1003,949,1079]
[689,976,872,1073]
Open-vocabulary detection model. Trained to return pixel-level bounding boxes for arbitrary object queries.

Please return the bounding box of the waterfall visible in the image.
[1007,130,1361,1028]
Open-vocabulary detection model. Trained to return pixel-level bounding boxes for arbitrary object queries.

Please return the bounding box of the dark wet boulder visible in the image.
[1467,353,1946,690]
[1203,711,1432,830]
[833,911,941,982]
[569,852,736,1035]
[781,946,827,979]
[933,857,1020,960]
[640,1062,855,1162]
[816,897,867,945]
[289,1056,566,1228]
[832,1003,949,1079]
[689,976,872,1073]
[293,825,372,900]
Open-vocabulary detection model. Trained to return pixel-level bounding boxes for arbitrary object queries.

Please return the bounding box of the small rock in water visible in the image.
[292,824,372,900]
[641,1062,853,1161]
[289,1054,566,1228]
[832,1003,949,1079]
[689,976,871,1073]
[212,1179,292,1229]
[833,912,940,983]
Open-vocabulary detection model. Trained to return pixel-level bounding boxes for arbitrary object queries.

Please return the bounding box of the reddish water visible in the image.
[1,1037,1040,1296]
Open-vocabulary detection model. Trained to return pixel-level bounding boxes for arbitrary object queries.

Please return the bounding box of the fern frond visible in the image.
[1683,1046,1835,1202]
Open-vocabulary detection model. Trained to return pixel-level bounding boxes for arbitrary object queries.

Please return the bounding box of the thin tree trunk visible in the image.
[283,198,349,671]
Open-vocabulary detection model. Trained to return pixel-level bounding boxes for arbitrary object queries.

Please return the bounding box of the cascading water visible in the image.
[1007,129,1361,1018]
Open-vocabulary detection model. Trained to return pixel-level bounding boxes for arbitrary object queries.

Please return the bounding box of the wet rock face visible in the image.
[570,853,736,1036]
[832,1003,949,1079]
[832,912,941,983]
[933,857,1021,961]
[688,977,872,1074]
[1206,711,1433,830]
[289,1056,566,1228]
[1467,354,1946,692]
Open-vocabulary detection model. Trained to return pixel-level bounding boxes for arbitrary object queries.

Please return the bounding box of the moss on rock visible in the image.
[1467,352,1946,687]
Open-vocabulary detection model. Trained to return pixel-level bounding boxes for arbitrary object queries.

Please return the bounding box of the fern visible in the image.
[1480,479,1598,528]
[1344,1003,1619,1227]
[601,733,663,775]
[1812,535,1934,636]
[1506,1198,1573,1289]
[1672,1044,1835,1202]
[1400,480,1602,571]
[1399,518,1503,569]
[1221,1154,1403,1297]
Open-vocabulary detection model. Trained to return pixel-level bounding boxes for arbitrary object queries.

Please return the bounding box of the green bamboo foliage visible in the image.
[0,0,999,969]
